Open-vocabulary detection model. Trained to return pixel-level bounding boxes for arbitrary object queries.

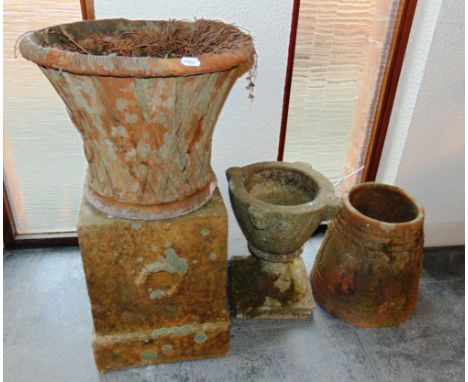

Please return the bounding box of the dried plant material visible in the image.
[246,59,258,100]
[39,19,257,98]
[43,19,255,60]
[58,26,88,54]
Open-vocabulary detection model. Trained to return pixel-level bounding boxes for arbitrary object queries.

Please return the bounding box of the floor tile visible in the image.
[100,361,193,382]
[353,279,465,382]
[191,313,379,382]
[4,248,99,382]
[3,250,45,348]
[302,232,323,274]
[423,246,465,280]
[3,243,465,382]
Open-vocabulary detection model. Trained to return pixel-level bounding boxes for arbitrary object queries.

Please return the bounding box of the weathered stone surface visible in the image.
[230,256,314,319]
[77,189,229,372]
[226,161,341,263]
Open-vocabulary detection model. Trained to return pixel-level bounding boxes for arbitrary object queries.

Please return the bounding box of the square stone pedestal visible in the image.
[229,256,314,319]
[77,190,229,372]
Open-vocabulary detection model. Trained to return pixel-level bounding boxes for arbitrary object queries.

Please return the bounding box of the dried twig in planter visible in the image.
[59,26,89,54]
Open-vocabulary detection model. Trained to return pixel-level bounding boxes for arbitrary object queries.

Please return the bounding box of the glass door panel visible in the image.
[284,0,400,192]
[4,0,85,234]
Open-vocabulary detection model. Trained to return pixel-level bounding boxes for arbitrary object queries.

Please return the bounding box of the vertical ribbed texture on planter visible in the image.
[19,19,255,219]
[311,183,425,328]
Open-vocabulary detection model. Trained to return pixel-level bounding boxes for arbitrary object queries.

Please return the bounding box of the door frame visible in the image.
[361,0,418,181]
[80,0,95,20]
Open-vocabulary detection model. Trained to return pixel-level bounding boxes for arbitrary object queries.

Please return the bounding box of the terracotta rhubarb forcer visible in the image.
[311,182,425,328]
[19,19,255,220]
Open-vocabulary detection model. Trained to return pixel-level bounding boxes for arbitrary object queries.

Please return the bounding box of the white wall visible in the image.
[378,0,465,246]
[95,1,294,256]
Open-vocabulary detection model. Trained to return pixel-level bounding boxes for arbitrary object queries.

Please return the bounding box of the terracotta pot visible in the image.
[311,182,425,327]
[226,162,341,262]
[19,19,254,220]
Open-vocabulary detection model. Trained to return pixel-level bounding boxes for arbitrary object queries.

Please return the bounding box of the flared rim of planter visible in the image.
[343,182,424,231]
[19,18,255,78]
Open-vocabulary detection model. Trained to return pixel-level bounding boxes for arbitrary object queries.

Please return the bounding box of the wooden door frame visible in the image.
[276,0,301,162]
[3,0,95,250]
[80,0,95,21]
[4,0,418,249]
[277,0,418,183]
[361,0,418,181]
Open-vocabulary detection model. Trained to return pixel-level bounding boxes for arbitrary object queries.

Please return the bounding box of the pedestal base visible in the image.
[229,256,314,319]
[84,177,217,220]
[248,243,304,262]
[92,321,229,371]
[77,189,229,372]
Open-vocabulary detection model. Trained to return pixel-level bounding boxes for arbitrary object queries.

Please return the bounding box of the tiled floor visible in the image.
[3,237,464,382]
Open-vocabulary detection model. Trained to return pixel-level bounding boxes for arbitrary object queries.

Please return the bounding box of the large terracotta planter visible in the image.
[311,182,425,327]
[19,19,254,219]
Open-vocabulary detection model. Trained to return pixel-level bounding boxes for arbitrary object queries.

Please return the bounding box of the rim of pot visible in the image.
[228,161,336,215]
[343,182,424,230]
[19,18,255,78]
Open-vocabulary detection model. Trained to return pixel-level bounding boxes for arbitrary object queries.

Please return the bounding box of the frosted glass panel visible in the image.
[284,0,399,189]
[4,0,85,234]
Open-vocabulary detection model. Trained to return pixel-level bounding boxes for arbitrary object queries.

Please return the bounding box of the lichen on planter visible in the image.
[19,18,256,220]
[311,182,425,328]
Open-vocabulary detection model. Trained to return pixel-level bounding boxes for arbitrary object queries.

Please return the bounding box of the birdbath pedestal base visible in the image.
[229,255,314,319]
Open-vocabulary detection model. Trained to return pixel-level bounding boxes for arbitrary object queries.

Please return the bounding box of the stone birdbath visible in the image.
[226,161,341,319]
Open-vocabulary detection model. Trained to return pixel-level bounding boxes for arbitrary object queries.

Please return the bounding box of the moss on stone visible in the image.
[230,256,305,319]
